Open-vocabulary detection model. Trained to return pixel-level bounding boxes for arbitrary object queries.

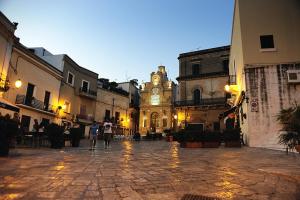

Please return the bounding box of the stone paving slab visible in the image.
[0,140,300,200]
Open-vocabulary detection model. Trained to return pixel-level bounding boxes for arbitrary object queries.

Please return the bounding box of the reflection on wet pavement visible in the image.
[0,140,300,199]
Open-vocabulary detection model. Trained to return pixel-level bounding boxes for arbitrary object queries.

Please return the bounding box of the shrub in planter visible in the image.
[70,128,81,147]
[277,105,300,153]
[175,130,203,148]
[224,128,241,147]
[203,131,220,148]
[46,123,64,149]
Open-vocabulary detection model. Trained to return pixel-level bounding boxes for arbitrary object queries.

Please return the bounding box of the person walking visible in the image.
[103,119,113,149]
[89,121,99,151]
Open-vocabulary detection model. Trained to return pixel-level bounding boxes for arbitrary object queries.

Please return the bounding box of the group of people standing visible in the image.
[89,119,114,150]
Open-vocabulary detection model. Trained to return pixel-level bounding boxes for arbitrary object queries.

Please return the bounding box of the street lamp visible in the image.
[15,79,22,89]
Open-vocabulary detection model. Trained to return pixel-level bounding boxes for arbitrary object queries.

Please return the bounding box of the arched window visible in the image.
[193,89,201,105]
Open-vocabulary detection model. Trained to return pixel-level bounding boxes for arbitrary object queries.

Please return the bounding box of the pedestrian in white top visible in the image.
[103,119,113,149]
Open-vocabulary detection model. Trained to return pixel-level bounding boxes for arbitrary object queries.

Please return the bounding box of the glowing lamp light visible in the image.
[15,79,22,89]
[174,115,178,120]
[224,85,230,92]
[61,104,67,110]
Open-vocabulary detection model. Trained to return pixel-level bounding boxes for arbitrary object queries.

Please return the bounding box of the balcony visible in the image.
[76,113,94,123]
[174,97,227,107]
[78,87,97,99]
[15,94,55,114]
[176,71,228,81]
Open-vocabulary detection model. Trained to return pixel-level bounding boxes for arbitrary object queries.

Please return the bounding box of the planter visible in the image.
[70,128,81,147]
[295,145,300,153]
[225,141,241,147]
[180,142,202,148]
[47,123,64,149]
[165,136,173,142]
[203,142,220,148]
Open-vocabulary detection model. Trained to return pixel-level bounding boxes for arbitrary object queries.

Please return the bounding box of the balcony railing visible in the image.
[79,87,97,97]
[174,97,227,107]
[15,94,55,113]
[76,113,94,121]
[176,71,228,81]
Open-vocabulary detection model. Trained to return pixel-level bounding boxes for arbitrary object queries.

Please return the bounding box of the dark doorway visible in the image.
[44,91,50,111]
[25,83,35,105]
[21,115,31,132]
[150,112,159,132]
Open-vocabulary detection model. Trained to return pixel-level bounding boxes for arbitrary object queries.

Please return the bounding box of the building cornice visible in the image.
[178,45,230,59]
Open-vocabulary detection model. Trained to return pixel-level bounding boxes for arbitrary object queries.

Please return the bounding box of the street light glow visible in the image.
[14,79,22,89]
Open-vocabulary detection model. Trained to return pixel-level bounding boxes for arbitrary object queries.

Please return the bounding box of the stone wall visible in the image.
[245,63,300,149]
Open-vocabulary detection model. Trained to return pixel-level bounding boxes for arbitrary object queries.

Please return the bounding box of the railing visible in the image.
[15,94,55,113]
[174,97,227,107]
[76,113,94,121]
[79,87,97,96]
[176,71,228,81]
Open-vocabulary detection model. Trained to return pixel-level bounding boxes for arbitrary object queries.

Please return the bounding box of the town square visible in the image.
[0,0,300,199]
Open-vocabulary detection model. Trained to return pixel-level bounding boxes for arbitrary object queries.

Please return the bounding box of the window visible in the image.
[44,91,50,111]
[81,80,89,92]
[25,83,35,106]
[260,35,274,49]
[105,110,111,121]
[163,118,167,127]
[193,89,201,104]
[223,59,229,72]
[67,71,75,86]
[192,63,200,75]
[64,101,70,113]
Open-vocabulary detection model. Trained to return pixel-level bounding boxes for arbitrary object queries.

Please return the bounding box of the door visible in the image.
[44,91,50,111]
[21,115,31,132]
[25,83,35,105]
[150,112,159,132]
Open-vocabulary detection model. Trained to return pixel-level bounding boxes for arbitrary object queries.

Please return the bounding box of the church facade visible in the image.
[139,66,176,135]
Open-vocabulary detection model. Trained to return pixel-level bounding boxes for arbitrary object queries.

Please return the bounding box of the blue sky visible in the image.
[0,0,234,84]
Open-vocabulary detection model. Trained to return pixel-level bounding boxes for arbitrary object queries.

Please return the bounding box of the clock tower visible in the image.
[139,66,176,135]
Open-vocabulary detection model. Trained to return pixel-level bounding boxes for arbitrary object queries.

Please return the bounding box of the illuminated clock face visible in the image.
[152,75,160,85]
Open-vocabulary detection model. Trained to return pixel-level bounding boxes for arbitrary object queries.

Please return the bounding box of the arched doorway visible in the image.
[193,89,201,105]
[150,112,159,132]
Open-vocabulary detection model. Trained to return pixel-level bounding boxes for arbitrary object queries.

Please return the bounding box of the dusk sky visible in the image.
[0,0,234,84]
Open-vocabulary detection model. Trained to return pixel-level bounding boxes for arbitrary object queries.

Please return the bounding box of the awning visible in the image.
[218,106,237,119]
[0,98,19,112]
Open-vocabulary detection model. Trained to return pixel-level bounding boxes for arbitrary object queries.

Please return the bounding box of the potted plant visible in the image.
[277,105,300,154]
[70,128,81,147]
[224,128,241,147]
[202,131,220,148]
[46,123,64,149]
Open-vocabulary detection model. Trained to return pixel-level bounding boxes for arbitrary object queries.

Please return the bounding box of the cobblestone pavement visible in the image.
[0,140,300,200]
